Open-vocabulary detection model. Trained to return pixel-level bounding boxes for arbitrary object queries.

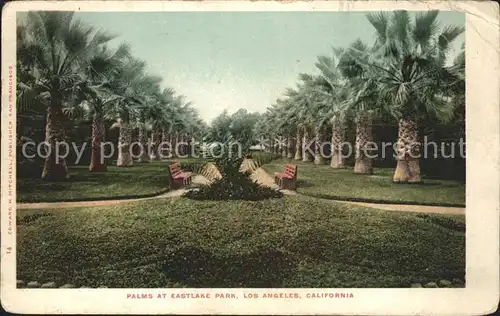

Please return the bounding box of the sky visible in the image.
[74,11,465,123]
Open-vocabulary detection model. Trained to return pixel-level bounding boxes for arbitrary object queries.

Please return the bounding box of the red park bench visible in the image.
[168,161,193,189]
[274,164,298,190]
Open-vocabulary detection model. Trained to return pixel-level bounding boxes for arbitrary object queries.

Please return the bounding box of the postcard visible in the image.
[1,0,499,314]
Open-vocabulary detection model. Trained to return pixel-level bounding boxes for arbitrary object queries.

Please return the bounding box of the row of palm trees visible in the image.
[17,12,205,180]
[256,10,465,183]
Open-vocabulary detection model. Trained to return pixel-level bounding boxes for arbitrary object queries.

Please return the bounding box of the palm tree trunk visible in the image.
[393,118,421,183]
[117,120,133,167]
[149,129,157,160]
[302,128,313,162]
[178,133,185,156]
[186,134,193,156]
[151,130,161,160]
[137,123,150,163]
[89,114,107,171]
[182,133,188,156]
[161,129,168,143]
[281,136,287,157]
[314,129,326,165]
[160,128,169,158]
[294,129,302,160]
[169,134,174,156]
[274,137,280,156]
[287,136,295,159]
[170,132,176,157]
[41,102,69,181]
[174,133,180,157]
[330,115,345,169]
[354,112,373,174]
[265,135,271,154]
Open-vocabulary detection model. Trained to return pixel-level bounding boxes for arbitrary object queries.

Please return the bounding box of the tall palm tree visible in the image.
[363,10,464,182]
[336,39,384,174]
[107,58,158,167]
[282,87,309,161]
[17,12,114,180]
[136,107,152,163]
[70,43,132,172]
[148,103,163,160]
[283,74,324,163]
[315,52,349,169]
[304,76,334,165]
[256,106,277,154]
[170,95,190,157]
[448,43,465,140]
[149,88,176,160]
[159,95,199,158]
[132,80,165,162]
[180,102,202,157]
[275,98,297,159]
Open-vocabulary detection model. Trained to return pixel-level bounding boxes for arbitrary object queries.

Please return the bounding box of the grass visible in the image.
[17,195,465,288]
[262,159,465,206]
[17,158,207,203]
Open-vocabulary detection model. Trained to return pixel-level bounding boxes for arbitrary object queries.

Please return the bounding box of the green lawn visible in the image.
[262,159,465,206]
[17,159,207,203]
[17,195,465,288]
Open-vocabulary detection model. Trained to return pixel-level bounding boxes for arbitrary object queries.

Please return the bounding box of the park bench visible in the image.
[274,164,298,190]
[168,161,193,189]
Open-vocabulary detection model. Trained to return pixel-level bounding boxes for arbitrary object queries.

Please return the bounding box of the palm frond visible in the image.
[366,12,389,45]
[412,10,439,49]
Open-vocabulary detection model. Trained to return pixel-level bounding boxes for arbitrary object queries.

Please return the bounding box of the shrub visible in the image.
[184,151,283,201]
[178,162,206,174]
[183,170,283,201]
[250,151,277,167]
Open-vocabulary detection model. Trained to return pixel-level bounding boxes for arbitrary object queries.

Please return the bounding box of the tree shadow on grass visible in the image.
[295,180,314,188]
[391,181,443,186]
[19,168,167,188]
[160,247,298,287]
[17,181,69,192]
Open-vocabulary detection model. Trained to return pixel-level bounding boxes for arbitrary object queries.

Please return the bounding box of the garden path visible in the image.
[246,165,463,215]
[17,159,465,215]
[17,174,208,210]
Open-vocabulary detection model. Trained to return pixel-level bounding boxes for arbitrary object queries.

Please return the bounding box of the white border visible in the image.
[2,1,499,315]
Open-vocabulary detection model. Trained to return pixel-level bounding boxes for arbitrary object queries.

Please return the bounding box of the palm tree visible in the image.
[336,39,384,174]
[183,103,204,157]
[282,88,307,161]
[275,99,297,159]
[362,10,464,182]
[304,76,334,165]
[448,43,465,140]
[283,74,325,163]
[148,104,163,160]
[70,44,132,172]
[151,88,176,160]
[133,81,166,162]
[170,95,190,157]
[255,106,276,154]
[315,52,349,169]
[17,12,114,180]
[107,58,160,167]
